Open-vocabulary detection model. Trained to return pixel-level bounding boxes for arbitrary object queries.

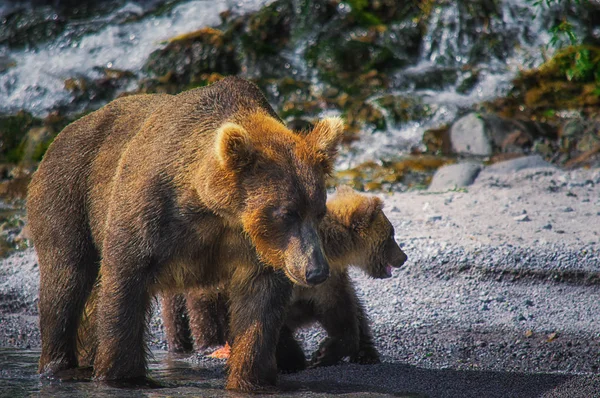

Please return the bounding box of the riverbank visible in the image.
[1,164,599,397]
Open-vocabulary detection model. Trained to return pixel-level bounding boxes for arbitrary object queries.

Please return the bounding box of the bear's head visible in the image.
[210,113,344,286]
[325,186,407,279]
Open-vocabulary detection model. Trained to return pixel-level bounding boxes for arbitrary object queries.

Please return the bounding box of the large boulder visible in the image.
[450,113,492,156]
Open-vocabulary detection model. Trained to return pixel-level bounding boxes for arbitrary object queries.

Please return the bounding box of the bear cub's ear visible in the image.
[349,196,383,232]
[215,122,256,172]
[305,117,344,171]
[331,187,384,232]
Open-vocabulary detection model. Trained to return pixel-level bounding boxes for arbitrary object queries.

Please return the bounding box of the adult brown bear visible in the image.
[27,76,343,392]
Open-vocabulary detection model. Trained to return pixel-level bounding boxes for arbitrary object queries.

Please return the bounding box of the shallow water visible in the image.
[0,348,231,398]
[0,348,417,397]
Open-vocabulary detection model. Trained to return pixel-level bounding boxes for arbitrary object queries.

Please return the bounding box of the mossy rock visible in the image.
[332,155,453,191]
[306,24,421,89]
[374,94,434,125]
[143,27,239,92]
[304,0,424,89]
[0,6,67,48]
[484,45,600,133]
[0,112,42,163]
[63,68,136,111]
[0,1,129,49]
[238,1,293,56]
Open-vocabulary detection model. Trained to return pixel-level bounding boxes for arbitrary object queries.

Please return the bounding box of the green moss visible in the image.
[343,0,383,27]
[332,155,454,192]
[375,95,434,125]
[0,112,42,163]
[239,1,292,56]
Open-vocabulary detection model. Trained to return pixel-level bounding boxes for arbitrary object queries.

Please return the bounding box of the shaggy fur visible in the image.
[27,77,343,392]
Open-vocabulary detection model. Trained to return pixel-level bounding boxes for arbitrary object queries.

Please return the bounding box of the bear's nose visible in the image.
[396,250,408,267]
[305,266,329,285]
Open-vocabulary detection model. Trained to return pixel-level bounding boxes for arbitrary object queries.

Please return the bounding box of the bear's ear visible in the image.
[349,196,383,232]
[215,122,256,172]
[334,185,356,198]
[305,117,344,171]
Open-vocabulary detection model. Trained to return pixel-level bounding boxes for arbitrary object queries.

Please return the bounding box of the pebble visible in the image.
[427,215,443,222]
[514,214,531,222]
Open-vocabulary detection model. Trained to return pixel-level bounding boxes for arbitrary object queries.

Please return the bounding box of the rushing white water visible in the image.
[340,0,561,167]
[0,0,271,116]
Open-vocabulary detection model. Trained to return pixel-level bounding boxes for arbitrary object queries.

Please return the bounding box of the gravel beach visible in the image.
[1,165,599,397]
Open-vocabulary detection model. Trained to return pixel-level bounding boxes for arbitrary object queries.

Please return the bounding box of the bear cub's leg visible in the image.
[160,293,194,354]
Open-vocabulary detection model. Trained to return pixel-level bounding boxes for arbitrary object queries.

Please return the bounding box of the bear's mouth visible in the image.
[283,267,311,287]
[384,264,393,278]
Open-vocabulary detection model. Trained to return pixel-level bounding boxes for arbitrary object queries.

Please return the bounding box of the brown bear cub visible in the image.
[162,186,407,371]
[27,77,343,392]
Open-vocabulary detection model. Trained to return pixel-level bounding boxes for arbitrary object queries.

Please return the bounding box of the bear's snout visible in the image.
[283,221,330,286]
[305,247,329,286]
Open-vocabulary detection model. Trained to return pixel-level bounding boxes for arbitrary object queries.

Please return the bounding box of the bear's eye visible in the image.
[273,207,299,222]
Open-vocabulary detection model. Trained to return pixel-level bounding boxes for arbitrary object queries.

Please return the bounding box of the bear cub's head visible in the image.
[326,186,407,278]
[213,114,344,287]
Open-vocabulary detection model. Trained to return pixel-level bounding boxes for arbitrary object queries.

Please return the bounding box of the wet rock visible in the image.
[481,155,555,175]
[333,156,450,192]
[428,162,482,192]
[0,55,16,74]
[305,1,423,88]
[375,94,435,127]
[423,125,451,155]
[450,113,492,156]
[142,27,238,93]
[64,68,136,111]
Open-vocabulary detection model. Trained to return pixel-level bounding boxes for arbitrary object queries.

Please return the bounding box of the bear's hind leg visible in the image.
[93,260,153,382]
[185,289,227,352]
[37,244,99,376]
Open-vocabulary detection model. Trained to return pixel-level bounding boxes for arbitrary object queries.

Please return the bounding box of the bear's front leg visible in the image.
[93,255,153,383]
[226,266,292,392]
[350,301,381,365]
[309,273,361,368]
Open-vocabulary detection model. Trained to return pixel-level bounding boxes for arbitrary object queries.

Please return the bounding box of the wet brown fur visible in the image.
[27,77,342,392]
[162,187,408,370]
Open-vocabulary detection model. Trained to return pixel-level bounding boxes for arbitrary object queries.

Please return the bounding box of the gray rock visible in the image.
[428,162,482,192]
[514,214,531,222]
[481,155,555,175]
[450,113,492,156]
[427,214,443,222]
